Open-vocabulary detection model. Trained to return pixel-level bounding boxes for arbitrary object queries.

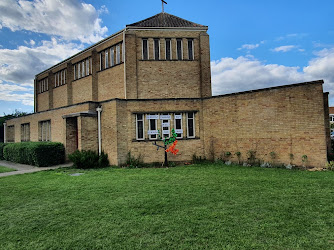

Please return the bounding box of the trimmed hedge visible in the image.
[0,143,7,160]
[68,150,109,169]
[3,142,65,167]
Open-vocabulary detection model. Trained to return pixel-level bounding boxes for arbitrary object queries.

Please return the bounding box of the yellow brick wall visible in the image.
[37,92,49,112]
[202,83,328,168]
[53,85,68,109]
[97,65,125,101]
[100,99,205,165]
[124,29,211,99]
[6,103,96,145]
[72,76,93,104]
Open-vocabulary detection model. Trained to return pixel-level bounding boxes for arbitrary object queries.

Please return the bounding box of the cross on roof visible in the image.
[161,0,167,13]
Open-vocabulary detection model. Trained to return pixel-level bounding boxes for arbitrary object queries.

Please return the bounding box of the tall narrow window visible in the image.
[78,63,81,79]
[187,112,195,138]
[161,113,170,139]
[136,114,144,140]
[74,65,76,80]
[116,44,121,64]
[21,123,30,142]
[54,74,57,87]
[148,114,158,140]
[188,39,194,60]
[142,38,148,60]
[105,50,109,68]
[46,79,49,91]
[110,47,115,67]
[7,126,15,142]
[99,53,102,71]
[81,61,85,78]
[64,70,66,84]
[165,38,171,60]
[176,38,183,60]
[60,71,63,85]
[154,38,160,60]
[174,113,183,139]
[86,59,90,76]
[39,120,51,142]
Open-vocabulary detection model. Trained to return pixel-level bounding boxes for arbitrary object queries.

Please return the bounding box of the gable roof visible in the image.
[126,12,207,28]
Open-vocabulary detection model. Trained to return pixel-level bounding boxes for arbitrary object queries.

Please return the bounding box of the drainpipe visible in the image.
[3,122,6,143]
[96,106,102,155]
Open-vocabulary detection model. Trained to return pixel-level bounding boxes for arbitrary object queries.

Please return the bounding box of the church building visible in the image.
[4,12,330,168]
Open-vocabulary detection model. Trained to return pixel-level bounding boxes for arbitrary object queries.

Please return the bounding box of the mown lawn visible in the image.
[0,166,16,173]
[1,164,334,249]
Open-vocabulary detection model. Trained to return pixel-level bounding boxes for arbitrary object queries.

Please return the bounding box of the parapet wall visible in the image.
[202,81,328,168]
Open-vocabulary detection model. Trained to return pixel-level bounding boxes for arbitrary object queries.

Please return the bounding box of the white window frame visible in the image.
[142,38,149,60]
[46,78,49,91]
[136,114,145,141]
[60,71,63,85]
[165,38,172,60]
[176,38,183,60]
[148,114,158,140]
[186,112,195,138]
[116,44,120,64]
[161,113,170,139]
[54,74,57,87]
[174,113,183,139]
[154,38,160,60]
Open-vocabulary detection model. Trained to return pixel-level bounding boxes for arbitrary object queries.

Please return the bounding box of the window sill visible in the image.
[98,62,124,73]
[73,74,92,82]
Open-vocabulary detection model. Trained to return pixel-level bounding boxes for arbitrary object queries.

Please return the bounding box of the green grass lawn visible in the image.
[0,166,16,173]
[1,164,334,249]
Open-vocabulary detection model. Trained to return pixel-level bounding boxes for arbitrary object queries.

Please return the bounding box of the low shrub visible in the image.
[125,152,146,168]
[192,154,209,164]
[0,143,7,160]
[3,142,65,167]
[68,150,109,169]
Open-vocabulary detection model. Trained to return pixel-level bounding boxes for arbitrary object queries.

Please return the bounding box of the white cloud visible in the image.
[238,41,264,51]
[304,48,334,84]
[211,56,308,95]
[0,0,108,44]
[211,48,334,105]
[0,37,83,86]
[272,45,297,52]
[0,82,34,106]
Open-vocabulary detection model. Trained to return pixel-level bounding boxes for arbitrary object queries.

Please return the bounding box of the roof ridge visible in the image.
[126,12,207,28]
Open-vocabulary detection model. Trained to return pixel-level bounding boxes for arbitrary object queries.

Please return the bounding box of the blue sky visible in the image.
[0,0,334,114]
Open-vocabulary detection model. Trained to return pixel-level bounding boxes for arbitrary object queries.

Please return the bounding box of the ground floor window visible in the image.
[21,123,30,142]
[147,114,158,140]
[136,114,144,140]
[7,125,15,142]
[39,120,51,141]
[135,112,196,141]
[187,112,195,138]
[174,113,183,138]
